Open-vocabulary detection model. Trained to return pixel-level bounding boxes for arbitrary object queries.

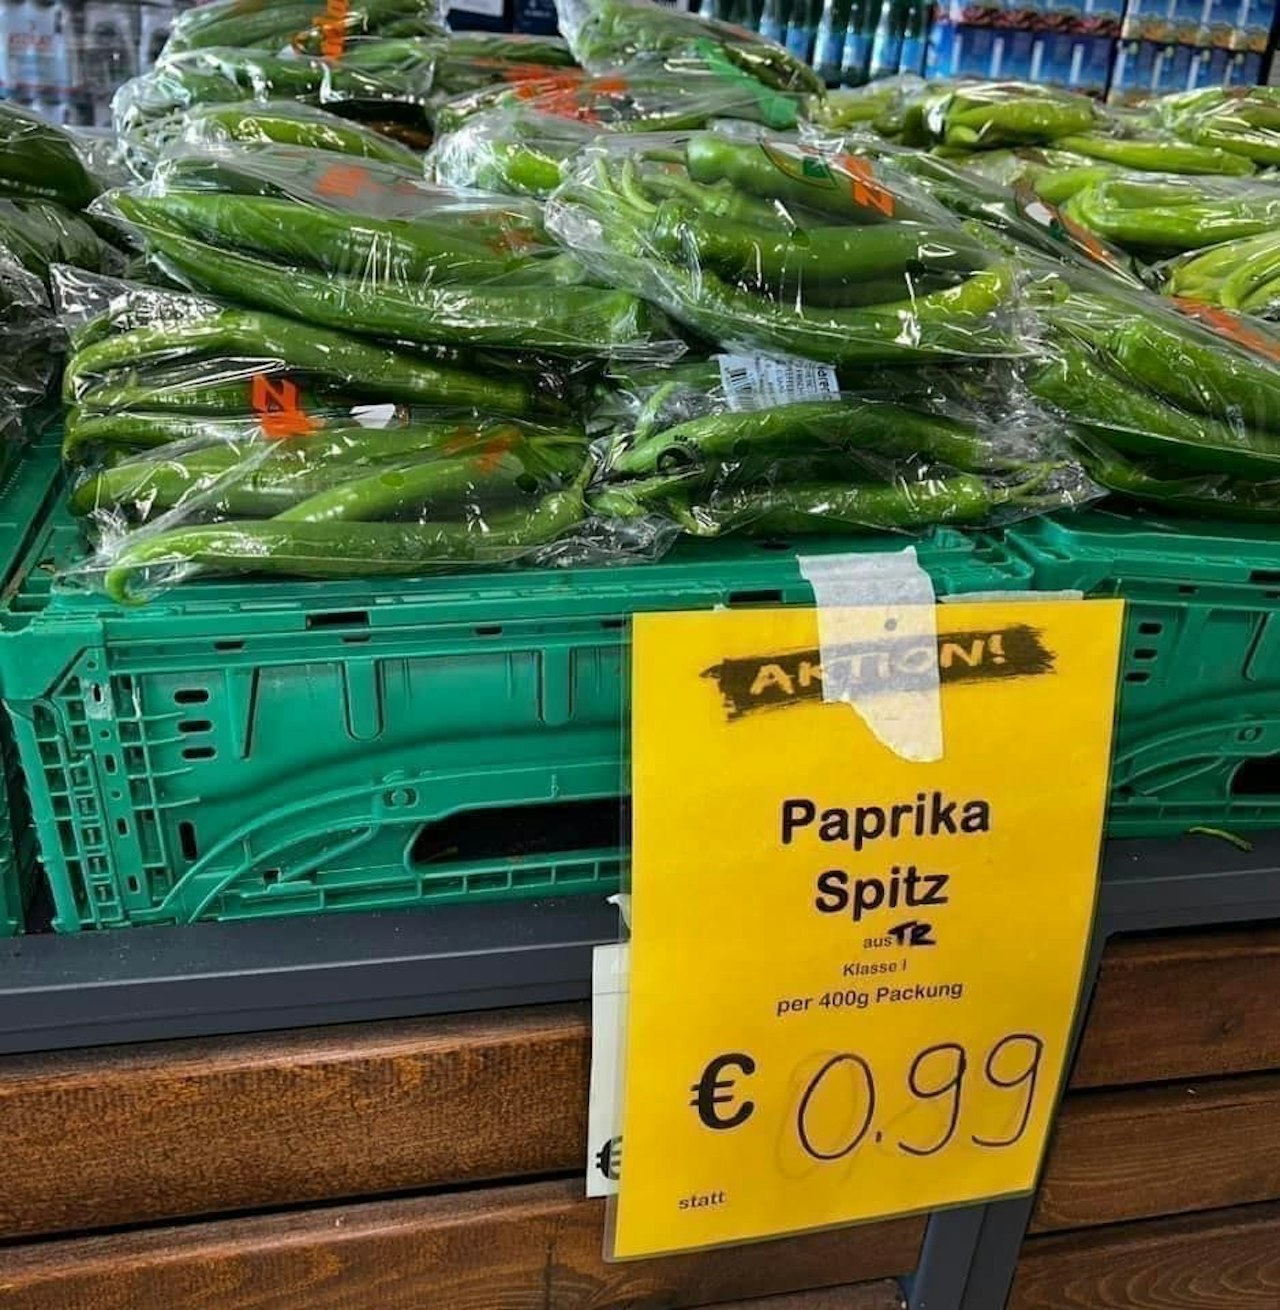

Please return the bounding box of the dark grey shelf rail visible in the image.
[4,831,1277,1057]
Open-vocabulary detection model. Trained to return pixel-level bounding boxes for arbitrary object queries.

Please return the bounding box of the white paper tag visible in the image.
[717,353,840,412]
[586,941,628,1198]
[349,403,399,429]
[448,0,503,14]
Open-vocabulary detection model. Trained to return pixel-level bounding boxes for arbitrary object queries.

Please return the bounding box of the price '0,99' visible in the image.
[689,1032,1047,1163]
[797,1033,1046,1162]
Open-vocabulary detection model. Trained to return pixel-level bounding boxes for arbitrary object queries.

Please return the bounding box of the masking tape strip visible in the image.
[798,547,942,764]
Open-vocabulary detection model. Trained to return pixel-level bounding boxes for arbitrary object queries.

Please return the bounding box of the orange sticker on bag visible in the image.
[314,161,378,199]
[314,0,350,60]
[442,425,519,459]
[1171,297,1280,364]
[836,154,896,219]
[252,375,320,440]
[501,62,580,84]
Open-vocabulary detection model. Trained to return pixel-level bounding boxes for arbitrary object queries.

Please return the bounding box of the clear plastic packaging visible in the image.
[545,132,1023,367]
[94,142,672,359]
[0,100,103,210]
[1161,233,1280,320]
[1023,259,1280,520]
[174,101,426,170]
[911,82,1106,151]
[112,44,439,174]
[555,0,824,97]
[585,351,1099,538]
[804,131,1144,286]
[430,57,810,137]
[69,418,660,602]
[55,263,675,600]
[1058,173,1280,258]
[54,267,587,468]
[424,33,579,99]
[0,197,124,285]
[808,75,925,139]
[0,248,58,408]
[162,0,448,57]
[428,107,602,197]
[1157,87,1280,171]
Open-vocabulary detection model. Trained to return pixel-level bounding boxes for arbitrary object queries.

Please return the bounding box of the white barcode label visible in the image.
[716,353,839,412]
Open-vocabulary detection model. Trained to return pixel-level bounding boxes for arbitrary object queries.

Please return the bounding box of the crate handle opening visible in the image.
[411,797,625,867]
[1232,755,1280,798]
[306,610,370,630]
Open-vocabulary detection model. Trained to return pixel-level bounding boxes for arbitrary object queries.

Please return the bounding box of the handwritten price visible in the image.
[690,1033,1046,1162]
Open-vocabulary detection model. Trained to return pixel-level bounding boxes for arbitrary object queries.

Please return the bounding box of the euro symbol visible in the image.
[690,1052,757,1130]
[596,1136,621,1181]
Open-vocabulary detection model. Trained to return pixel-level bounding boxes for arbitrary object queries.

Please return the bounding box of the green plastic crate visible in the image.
[1006,510,1280,838]
[0,426,64,934]
[0,500,1032,931]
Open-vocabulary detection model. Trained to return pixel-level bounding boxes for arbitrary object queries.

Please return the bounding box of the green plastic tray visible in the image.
[0,499,1032,931]
[1005,510,1280,838]
[0,426,64,934]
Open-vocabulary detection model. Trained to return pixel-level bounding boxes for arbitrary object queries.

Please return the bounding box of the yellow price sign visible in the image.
[615,599,1123,1259]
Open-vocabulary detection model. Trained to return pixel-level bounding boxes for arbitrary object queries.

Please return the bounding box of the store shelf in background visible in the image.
[0,1180,924,1310]
[0,0,193,128]
[0,511,1029,932]
[2,921,1278,1240]
[0,425,63,936]
[1004,511,1280,838]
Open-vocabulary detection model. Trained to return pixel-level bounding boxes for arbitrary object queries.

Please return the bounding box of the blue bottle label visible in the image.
[899,33,924,70]
[869,32,903,76]
[815,24,843,71]
[842,30,872,75]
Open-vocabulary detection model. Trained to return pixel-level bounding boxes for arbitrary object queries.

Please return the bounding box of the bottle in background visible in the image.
[27,0,62,115]
[1235,0,1275,58]
[898,0,930,70]
[814,0,852,76]
[40,0,78,121]
[9,0,35,103]
[785,0,817,60]
[868,0,906,75]
[925,9,954,75]
[759,0,790,46]
[840,0,875,78]
[0,0,11,99]
[1226,46,1264,81]
[79,0,134,126]
[138,0,174,73]
[1170,0,1206,43]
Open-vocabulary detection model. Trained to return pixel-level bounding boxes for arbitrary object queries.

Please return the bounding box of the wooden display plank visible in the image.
[0,1180,923,1310]
[0,1004,589,1239]
[1012,1201,1280,1309]
[1033,1073,1280,1232]
[1073,925,1280,1087]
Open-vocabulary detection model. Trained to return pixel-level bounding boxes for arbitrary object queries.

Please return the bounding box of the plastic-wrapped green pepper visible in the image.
[1029,338,1280,479]
[103,458,593,602]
